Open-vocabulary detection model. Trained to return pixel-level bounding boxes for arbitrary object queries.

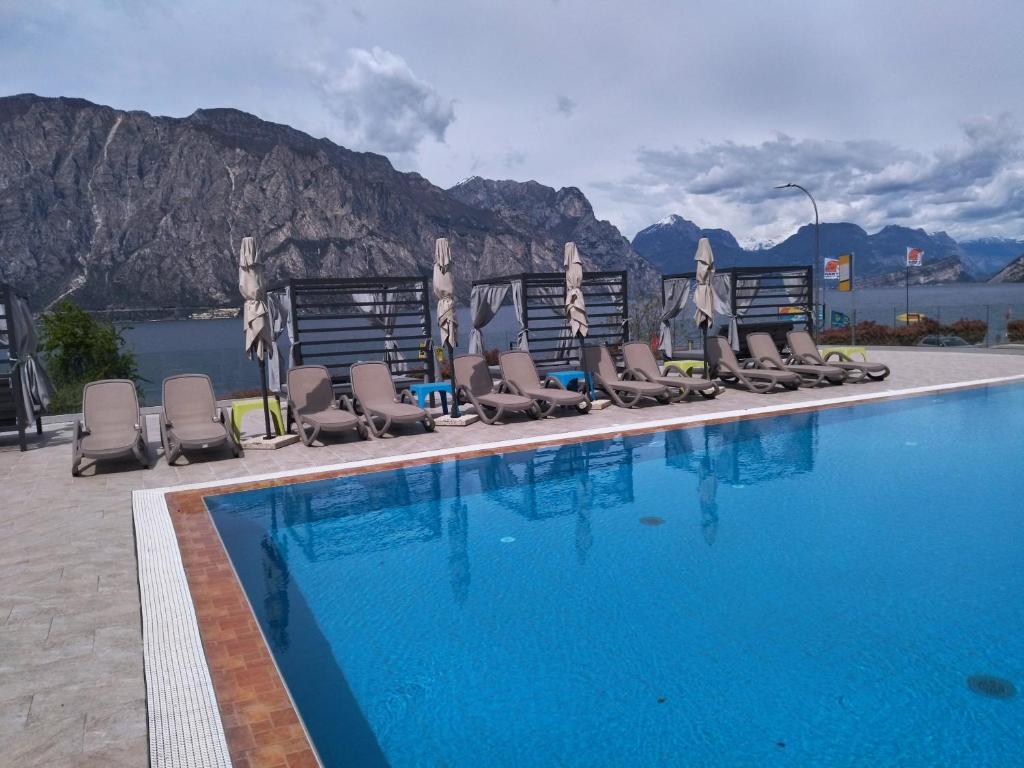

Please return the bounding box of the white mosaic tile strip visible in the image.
[134,488,232,768]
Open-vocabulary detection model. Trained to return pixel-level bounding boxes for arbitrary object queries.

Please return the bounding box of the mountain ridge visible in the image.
[0,93,659,310]
[632,213,1022,284]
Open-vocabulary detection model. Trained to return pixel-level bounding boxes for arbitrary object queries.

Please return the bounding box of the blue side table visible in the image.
[408,381,453,414]
[546,369,594,399]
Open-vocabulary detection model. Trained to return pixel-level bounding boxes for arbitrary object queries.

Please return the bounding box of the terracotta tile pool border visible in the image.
[141,374,1024,767]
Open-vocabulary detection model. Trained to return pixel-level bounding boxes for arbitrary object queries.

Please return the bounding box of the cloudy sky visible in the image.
[2,0,1022,244]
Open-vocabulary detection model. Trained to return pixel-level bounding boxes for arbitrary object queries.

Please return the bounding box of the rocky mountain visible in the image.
[631,215,748,273]
[0,94,657,310]
[989,253,1024,283]
[857,256,967,288]
[632,215,977,285]
[960,238,1024,279]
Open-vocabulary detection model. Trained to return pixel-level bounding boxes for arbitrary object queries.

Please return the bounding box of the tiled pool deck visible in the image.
[2,348,1024,767]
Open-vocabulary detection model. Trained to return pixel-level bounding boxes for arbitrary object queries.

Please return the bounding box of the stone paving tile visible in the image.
[0,348,1020,764]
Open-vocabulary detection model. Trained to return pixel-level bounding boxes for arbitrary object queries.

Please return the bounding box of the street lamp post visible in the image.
[775,183,821,341]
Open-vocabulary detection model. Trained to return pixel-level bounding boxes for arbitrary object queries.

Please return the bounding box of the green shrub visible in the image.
[39,300,143,413]
[1008,319,1024,343]
[820,317,988,346]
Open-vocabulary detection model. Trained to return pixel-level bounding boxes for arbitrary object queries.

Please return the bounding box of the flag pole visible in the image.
[905,262,910,326]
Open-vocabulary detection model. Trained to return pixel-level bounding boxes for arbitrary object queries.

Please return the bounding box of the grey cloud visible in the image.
[309,47,455,155]
[607,115,1024,241]
[504,150,527,168]
[555,95,575,117]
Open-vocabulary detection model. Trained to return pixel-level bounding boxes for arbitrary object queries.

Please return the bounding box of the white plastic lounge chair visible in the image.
[160,374,241,464]
[350,361,434,437]
[72,379,149,476]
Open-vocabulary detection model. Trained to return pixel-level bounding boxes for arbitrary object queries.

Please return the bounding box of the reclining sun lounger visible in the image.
[583,345,670,408]
[350,361,434,437]
[72,379,149,476]
[787,330,890,381]
[287,365,368,445]
[499,351,591,417]
[746,332,846,387]
[454,354,540,424]
[706,335,801,393]
[160,374,241,464]
[621,341,721,401]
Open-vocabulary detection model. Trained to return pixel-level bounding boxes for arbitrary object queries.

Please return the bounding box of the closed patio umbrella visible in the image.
[565,241,591,396]
[432,237,461,417]
[239,236,273,439]
[693,237,716,380]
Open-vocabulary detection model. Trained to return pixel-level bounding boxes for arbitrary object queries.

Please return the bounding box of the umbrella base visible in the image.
[590,398,613,411]
[434,413,481,427]
[241,434,299,451]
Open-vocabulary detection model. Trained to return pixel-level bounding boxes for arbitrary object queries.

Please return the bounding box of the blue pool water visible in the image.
[207,385,1024,766]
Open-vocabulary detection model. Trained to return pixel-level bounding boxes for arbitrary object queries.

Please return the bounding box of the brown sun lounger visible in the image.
[287,365,368,445]
[746,332,846,387]
[706,335,801,394]
[622,341,722,401]
[788,330,890,381]
[72,379,149,476]
[160,374,241,464]
[350,361,434,437]
[582,345,670,408]
[499,351,591,417]
[454,354,540,424]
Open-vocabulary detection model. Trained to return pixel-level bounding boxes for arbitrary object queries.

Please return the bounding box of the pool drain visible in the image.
[500,536,516,544]
[967,674,1017,700]
[639,516,665,526]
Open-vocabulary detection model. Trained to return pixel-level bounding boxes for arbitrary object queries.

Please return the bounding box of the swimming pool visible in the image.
[206,384,1024,766]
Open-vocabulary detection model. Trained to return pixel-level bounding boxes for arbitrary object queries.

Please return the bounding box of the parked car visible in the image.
[917,334,971,347]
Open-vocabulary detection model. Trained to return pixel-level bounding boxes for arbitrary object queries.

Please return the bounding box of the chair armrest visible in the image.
[138,416,149,442]
[504,380,526,396]
[339,394,356,413]
[542,376,567,390]
[399,389,415,405]
[626,368,654,382]
[75,419,89,438]
[660,365,682,378]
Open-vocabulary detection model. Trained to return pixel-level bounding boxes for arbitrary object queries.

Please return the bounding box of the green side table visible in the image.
[819,345,868,362]
[230,396,286,441]
[664,359,705,376]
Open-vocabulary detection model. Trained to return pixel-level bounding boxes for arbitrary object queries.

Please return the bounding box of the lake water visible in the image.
[122,285,1024,404]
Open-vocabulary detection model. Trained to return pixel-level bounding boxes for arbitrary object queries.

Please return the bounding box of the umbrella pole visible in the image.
[701,327,709,380]
[446,340,461,418]
[258,356,273,439]
[578,336,593,398]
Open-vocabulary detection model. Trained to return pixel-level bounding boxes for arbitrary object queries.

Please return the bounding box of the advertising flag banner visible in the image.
[838,253,853,292]
[906,247,923,267]
[823,258,839,280]
[831,310,850,328]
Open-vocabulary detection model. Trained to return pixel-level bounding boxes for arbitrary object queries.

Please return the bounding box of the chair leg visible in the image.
[134,439,150,469]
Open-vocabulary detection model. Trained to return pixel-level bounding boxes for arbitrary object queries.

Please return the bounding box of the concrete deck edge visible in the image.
[131,372,1024,764]
[134,490,232,768]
